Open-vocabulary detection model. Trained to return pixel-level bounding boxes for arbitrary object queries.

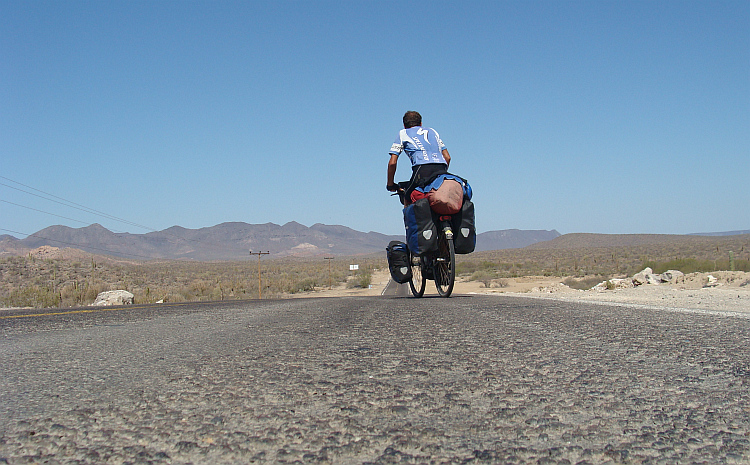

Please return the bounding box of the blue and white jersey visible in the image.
[389,126,447,166]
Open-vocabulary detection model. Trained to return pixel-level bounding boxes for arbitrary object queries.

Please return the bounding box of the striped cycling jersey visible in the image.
[389,126,447,166]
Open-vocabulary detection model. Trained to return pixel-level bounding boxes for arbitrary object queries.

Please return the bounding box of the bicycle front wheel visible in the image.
[409,255,426,298]
[435,235,455,297]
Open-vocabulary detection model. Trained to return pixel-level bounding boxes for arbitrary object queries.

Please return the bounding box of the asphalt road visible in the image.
[1,295,749,464]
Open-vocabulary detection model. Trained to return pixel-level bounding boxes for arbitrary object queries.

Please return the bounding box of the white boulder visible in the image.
[704,275,719,287]
[632,267,664,285]
[660,270,685,283]
[92,290,134,306]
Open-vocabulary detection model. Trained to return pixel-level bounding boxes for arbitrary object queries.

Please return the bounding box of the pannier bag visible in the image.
[452,199,476,254]
[403,198,438,256]
[428,179,464,215]
[386,240,412,284]
[410,174,473,210]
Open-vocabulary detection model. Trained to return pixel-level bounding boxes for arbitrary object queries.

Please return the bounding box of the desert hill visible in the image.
[525,232,750,251]
[0,222,560,261]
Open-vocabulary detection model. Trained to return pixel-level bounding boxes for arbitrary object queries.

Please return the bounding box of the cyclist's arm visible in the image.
[387,154,399,191]
[442,149,451,168]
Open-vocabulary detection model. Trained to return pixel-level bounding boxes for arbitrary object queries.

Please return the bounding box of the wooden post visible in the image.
[249,250,270,299]
[324,257,334,289]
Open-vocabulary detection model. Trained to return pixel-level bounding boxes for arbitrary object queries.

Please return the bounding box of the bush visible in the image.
[457,260,515,276]
[347,272,372,289]
[4,285,60,308]
[290,278,317,293]
[470,270,496,288]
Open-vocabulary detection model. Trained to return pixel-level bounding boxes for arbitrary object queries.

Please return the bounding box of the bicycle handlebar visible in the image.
[391,181,413,205]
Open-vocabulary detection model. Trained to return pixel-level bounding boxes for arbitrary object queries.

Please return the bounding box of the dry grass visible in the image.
[458,234,750,278]
[0,254,382,308]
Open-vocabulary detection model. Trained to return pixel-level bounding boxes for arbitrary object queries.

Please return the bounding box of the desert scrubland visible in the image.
[2,234,748,311]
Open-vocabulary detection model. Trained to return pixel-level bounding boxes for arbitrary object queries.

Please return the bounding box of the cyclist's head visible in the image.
[403,111,422,128]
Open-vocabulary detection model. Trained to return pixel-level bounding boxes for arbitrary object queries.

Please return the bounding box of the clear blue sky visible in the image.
[2,0,748,237]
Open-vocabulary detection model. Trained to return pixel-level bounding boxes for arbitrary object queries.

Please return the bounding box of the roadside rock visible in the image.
[593,278,634,291]
[633,267,664,285]
[531,283,575,293]
[91,290,134,306]
[661,269,684,283]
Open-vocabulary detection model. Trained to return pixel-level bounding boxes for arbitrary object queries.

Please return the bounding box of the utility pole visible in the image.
[249,250,270,299]
[324,257,334,289]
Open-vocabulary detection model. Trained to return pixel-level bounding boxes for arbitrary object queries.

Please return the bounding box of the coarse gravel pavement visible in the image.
[1,295,749,464]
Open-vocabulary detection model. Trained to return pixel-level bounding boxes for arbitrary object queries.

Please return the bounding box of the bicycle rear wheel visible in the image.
[435,235,455,297]
[409,255,426,297]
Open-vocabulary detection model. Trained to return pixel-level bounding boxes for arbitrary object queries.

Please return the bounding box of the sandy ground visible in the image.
[306,270,750,316]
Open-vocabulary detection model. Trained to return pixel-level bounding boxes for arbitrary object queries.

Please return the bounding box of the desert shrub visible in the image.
[470,270,497,288]
[457,260,516,276]
[162,293,186,303]
[133,286,166,304]
[59,280,109,307]
[290,278,317,293]
[210,287,224,301]
[347,272,372,289]
[3,285,59,308]
[730,259,749,272]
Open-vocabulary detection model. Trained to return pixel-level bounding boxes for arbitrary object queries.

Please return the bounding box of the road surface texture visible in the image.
[1,296,749,464]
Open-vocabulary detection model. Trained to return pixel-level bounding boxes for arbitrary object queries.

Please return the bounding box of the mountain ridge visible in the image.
[0,222,561,260]
[4,223,746,262]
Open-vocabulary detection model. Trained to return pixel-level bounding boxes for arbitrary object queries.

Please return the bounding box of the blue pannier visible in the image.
[403,198,438,256]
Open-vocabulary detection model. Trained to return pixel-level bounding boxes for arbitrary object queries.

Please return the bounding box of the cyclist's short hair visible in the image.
[403,111,422,128]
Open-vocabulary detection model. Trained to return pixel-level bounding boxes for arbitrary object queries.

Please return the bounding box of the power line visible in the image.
[0,178,155,232]
[0,175,235,256]
[1,199,91,227]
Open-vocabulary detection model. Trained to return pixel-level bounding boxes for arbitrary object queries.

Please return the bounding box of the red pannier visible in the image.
[410,178,464,215]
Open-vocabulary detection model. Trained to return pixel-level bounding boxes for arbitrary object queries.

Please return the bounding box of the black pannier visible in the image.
[386,240,412,284]
[452,199,476,254]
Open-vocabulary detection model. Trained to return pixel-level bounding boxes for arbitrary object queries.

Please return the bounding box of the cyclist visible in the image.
[386,111,451,195]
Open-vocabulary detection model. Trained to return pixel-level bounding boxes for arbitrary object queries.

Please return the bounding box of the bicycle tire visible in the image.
[435,235,455,297]
[409,255,426,298]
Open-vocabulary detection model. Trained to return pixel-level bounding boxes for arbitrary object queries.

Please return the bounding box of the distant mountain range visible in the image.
[0,222,561,260]
[689,230,750,236]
